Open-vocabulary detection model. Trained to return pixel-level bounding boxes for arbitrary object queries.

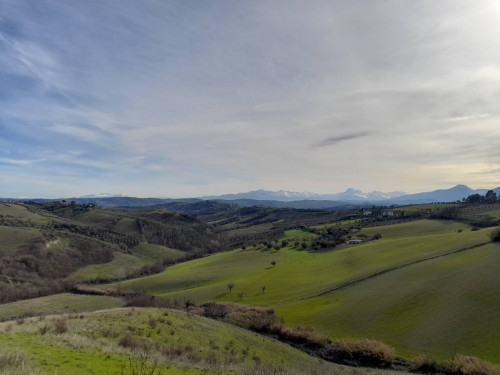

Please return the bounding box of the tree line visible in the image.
[464,190,498,204]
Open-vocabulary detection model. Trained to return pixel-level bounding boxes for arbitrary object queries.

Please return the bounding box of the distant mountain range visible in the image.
[386,185,497,204]
[202,188,406,202]
[202,185,500,205]
[2,185,499,209]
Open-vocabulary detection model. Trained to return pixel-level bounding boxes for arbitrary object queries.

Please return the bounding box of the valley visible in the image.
[0,199,499,374]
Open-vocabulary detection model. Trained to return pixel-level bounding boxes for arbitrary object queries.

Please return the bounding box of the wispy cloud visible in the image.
[474,168,500,175]
[48,124,101,142]
[314,131,372,148]
[1,1,500,197]
[0,157,44,166]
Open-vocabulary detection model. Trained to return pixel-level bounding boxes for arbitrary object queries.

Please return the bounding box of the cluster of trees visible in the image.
[226,227,284,249]
[26,202,225,255]
[0,279,75,305]
[464,190,499,204]
[25,200,96,217]
[309,226,352,249]
[45,221,139,249]
[0,234,115,283]
[135,216,222,253]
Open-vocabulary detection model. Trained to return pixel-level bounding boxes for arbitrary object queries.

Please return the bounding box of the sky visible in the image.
[1,0,500,198]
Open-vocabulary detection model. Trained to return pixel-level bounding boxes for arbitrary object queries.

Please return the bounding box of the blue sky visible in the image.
[1,1,500,198]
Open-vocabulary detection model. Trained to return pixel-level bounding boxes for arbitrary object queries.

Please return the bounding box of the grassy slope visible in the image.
[0,203,187,282]
[0,308,343,375]
[311,219,360,229]
[283,242,500,362]
[0,203,52,225]
[106,220,497,362]
[0,294,125,321]
[110,221,489,304]
[0,203,53,253]
[482,209,500,218]
[357,219,468,239]
[392,204,459,213]
[281,229,318,240]
[0,226,43,253]
[70,243,185,282]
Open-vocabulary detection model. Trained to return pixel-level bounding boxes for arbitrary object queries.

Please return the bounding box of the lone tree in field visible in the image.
[227,283,235,293]
[271,260,276,266]
[261,286,266,294]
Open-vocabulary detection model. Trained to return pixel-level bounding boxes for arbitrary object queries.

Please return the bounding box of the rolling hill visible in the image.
[104,220,499,363]
[0,306,360,375]
[0,202,224,303]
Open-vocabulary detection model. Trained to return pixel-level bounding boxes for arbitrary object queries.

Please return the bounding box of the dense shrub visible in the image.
[201,302,276,331]
[269,325,326,348]
[413,355,500,375]
[119,334,137,349]
[470,217,500,228]
[491,227,500,242]
[327,339,395,367]
[53,319,68,334]
[431,207,460,220]
[445,355,500,375]
[413,354,439,374]
[202,302,229,318]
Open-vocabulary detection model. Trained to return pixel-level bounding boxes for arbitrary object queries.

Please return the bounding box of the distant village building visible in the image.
[348,239,364,244]
[383,211,394,216]
[363,210,372,216]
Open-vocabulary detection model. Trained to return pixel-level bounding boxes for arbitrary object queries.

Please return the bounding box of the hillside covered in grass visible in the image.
[0,307,345,375]
[106,219,499,363]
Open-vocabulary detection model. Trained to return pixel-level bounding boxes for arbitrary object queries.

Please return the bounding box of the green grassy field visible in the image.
[0,294,125,321]
[105,220,498,362]
[281,229,318,240]
[0,226,43,252]
[311,219,360,229]
[280,242,500,362]
[71,243,185,282]
[392,204,459,213]
[0,203,53,225]
[0,307,348,375]
[482,209,500,218]
[356,219,468,239]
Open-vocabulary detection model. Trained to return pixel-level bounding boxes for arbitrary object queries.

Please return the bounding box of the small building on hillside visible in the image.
[348,239,364,244]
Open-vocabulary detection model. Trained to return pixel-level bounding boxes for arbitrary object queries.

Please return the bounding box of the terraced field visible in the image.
[106,220,498,362]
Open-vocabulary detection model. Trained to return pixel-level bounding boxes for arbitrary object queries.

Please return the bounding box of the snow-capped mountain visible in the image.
[202,188,406,202]
[79,193,127,198]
